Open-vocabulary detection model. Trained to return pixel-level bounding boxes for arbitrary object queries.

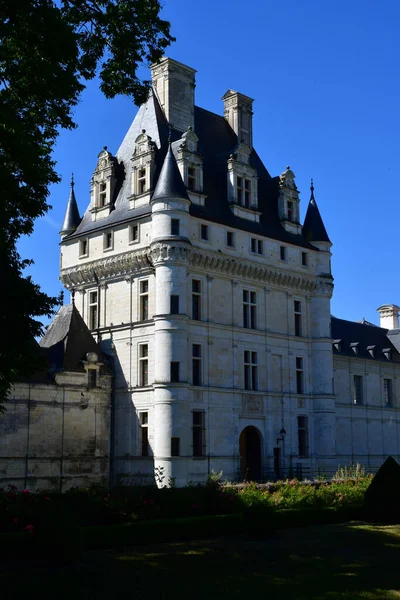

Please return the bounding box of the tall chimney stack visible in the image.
[150,58,196,133]
[222,90,254,148]
[377,304,400,330]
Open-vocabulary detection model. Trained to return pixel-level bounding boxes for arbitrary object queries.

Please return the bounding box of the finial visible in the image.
[71,288,75,306]
[286,165,290,171]
[70,173,74,188]
[168,127,172,144]
[142,129,146,134]
[103,145,108,151]
[310,178,315,201]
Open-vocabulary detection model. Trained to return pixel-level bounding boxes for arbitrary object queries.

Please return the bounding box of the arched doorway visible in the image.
[239,426,262,481]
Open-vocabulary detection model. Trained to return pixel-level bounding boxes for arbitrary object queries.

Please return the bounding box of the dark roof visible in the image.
[302,183,331,244]
[151,144,189,202]
[331,316,400,362]
[66,91,316,249]
[60,177,81,235]
[40,304,108,372]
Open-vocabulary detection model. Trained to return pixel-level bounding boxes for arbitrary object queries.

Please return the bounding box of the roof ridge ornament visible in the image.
[310,178,315,202]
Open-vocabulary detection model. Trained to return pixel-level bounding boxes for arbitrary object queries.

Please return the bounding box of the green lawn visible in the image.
[2,523,400,599]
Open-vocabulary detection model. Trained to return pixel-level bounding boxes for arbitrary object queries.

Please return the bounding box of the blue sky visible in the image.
[19,0,400,329]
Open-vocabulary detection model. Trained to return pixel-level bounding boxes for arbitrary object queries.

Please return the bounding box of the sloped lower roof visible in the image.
[40,304,107,371]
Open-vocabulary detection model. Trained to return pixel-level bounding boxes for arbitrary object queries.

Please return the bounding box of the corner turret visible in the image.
[302,179,331,246]
[60,175,81,239]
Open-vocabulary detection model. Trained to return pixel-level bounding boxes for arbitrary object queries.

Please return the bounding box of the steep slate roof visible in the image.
[302,181,331,244]
[67,90,319,249]
[152,144,189,201]
[60,176,81,235]
[331,316,400,362]
[40,304,108,372]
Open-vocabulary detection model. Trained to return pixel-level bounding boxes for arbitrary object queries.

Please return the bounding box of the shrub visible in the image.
[364,456,400,523]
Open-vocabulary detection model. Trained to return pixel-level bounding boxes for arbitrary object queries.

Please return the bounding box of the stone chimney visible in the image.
[377,304,400,330]
[222,90,254,148]
[150,58,196,132]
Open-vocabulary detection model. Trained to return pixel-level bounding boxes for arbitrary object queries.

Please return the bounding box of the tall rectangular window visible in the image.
[201,224,209,241]
[244,351,258,391]
[170,295,179,314]
[243,290,256,329]
[227,231,234,247]
[139,345,148,386]
[287,200,293,222]
[251,238,263,254]
[296,357,304,394]
[129,224,139,244]
[138,168,146,194]
[187,166,196,191]
[89,291,98,329]
[192,279,201,320]
[192,344,202,386]
[99,181,107,207]
[139,280,149,321]
[171,218,180,236]
[236,176,251,207]
[298,416,309,457]
[353,375,363,405]
[294,300,302,336]
[193,411,205,457]
[170,362,180,383]
[384,378,393,407]
[79,238,88,257]
[140,412,149,456]
[301,252,308,266]
[103,231,113,250]
[280,246,286,261]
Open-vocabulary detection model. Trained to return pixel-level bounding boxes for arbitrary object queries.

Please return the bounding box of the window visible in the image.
[280,246,286,261]
[227,231,234,247]
[171,437,180,457]
[79,238,88,257]
[170,295,179,314]
[129,224,139,244]
[201,224,209,241]
[187,166,196,191]
[140,412,149,456]
[170,362,180,382]
[244,350,258,391]
[99,181,107,207]
[88,369,97,388]
[301,252,308,267]
[287,200,293,222]
[137,168,146,195]
[384,378,393,407]
[296,357,304,394]
[89,291,98,329]
[251,238,263,255]
[298,416,309,457]
[236,176,251,207]
[353,375,363,405]
[192,279,201,320]
[294,300,302,336]
[171,219,180,236]
[192,344,202,386]
[103,231,113,250]
[193,411,205,457]
[243,290,256,329]
[139,280,149,321]
[139,345,149,386]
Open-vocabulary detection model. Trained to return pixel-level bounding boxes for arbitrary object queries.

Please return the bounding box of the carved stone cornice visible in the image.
[60,243,319,293]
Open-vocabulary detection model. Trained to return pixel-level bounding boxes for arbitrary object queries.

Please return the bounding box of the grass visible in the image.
[2,522,400,599]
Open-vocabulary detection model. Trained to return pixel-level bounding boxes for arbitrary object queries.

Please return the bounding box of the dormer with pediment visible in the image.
[278,166,302,234]
[129,129,156,210]
[227,142,260,223]
[90,146,118,221]
[176,126,205,206]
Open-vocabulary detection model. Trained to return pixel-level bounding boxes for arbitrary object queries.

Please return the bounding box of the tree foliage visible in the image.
[0,0,174,406]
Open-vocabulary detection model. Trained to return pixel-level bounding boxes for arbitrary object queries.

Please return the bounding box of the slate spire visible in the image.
[151,144,189,202]
[60,174,81,237]
[302,179,331,244]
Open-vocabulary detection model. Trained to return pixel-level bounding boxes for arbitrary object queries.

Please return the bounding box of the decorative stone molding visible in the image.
[241,394,263,415]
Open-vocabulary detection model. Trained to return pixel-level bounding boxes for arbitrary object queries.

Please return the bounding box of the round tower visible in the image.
[150,144,191,485]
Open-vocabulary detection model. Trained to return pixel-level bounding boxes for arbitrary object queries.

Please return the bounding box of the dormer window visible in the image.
[187,166,196,191]
[90,146,117,221]
[350,342,359,355]
[138,168,146,195]
[383,348,392,360]
[237,176,251,208]
[99,182,107,207]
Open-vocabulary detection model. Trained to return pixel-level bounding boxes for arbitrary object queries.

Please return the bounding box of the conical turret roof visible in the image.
[60,175,81,236]
[302,180,331,244]
[151,144,189,202]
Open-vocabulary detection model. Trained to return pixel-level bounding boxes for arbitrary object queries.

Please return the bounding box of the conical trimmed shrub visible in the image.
[364,456,400,523]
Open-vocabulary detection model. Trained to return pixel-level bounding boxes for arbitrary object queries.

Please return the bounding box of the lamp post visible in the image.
[276,428,286,446]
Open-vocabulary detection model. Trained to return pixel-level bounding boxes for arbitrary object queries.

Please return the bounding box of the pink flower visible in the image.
[24,524,34,533]
[23,489,30,495]
[289,480,296,486]
[274,497,279,503]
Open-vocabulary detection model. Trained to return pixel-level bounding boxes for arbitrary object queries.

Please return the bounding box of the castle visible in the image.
[2,58,400,490]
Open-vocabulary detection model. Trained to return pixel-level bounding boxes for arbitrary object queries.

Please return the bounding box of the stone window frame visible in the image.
[191,278,202,321]
[243,289,257,329]
[139,279,149,321]
[88,288,99,330]
[244,349,258,391]
[200,223,209,242]
[296,356,304,394]
[250,237,263,255]
[129,223,140,245]
[353,374,364,405]
[139,411,149,456]
[103,230,113,252]
[79,237,89,258]
[192,343,202,386]
[192,410,206,457]
[138,344,149,387]
[226,230,235,248]
[294,299,302,337]
[384,378,394,407]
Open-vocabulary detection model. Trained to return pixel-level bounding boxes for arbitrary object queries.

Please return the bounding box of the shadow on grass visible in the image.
[2,523,400,599]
